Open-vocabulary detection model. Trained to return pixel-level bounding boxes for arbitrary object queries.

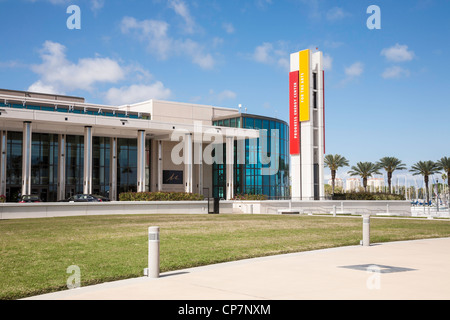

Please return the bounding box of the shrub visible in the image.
[232,194,268,201]
[0,195,5,203]
[332,192,405,201]
[119,191,204,201]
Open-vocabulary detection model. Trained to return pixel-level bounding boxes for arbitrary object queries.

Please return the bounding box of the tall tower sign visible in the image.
[290,49,325,200]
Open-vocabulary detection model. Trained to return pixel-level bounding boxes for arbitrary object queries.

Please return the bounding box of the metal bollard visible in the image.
[362,214,370,247]
[145,226,160,278]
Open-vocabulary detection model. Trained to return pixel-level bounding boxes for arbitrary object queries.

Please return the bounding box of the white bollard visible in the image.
[362,214,370,247]
[145,226,160,278]
[333,205,336,217]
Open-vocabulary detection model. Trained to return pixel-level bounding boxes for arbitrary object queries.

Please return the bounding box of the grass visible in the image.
[1,214,450,300]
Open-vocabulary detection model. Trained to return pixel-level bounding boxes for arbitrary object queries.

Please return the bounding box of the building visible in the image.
[367,177,385,192]
[0,88,289,202]
[289,49,325,200]
[212,114,290,199]
[345,178,361,192]
[327,178,343,189]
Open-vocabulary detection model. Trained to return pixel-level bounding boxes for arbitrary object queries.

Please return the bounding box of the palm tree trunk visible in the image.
[387,171,392,194]
[424,175,430,204]
[363,177,367,192]
[331,170,336,195]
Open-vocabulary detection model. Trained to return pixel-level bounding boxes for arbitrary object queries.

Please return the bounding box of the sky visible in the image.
[0,0,449,186]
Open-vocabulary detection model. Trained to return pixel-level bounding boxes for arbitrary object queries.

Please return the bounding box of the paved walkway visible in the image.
[24,238,450,300]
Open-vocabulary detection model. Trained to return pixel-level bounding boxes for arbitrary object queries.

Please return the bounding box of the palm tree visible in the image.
[377,157,406,193]
[437,157,450,194]
[324,154,349,195]
[348,162,381,192]
[409,161,441,204]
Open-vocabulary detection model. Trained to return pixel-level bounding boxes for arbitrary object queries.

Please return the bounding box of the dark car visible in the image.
[64,194,111,202]
[19,195,42,203]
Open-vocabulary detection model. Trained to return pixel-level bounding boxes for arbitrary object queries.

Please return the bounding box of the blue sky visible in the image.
[1,0,449,184]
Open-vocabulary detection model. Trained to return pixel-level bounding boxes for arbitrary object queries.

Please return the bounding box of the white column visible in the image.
[57,134,66,201]
[226,136,234,200]
[109,137,117,200]
[22,122,32,196]
[137,130,146,192]
[290,51,302,201]
[185,133,193,193]
[83,126,93,195]
[157,140,162,192]
[195,141,203,195]
[0,130,7,197]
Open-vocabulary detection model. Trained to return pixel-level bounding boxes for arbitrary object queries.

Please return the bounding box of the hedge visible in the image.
[119,192,204,201]
[232,194,268,201]
[331,192,406,201]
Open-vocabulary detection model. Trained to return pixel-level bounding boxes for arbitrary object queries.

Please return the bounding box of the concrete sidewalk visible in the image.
[24,238,450,300]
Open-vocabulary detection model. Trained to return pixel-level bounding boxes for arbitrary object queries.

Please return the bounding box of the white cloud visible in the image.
[91,0,105,12]
[252,42,289,71]
[253,42,273,63]
[323,54,333,71]
[121,17,172,60]
[168,0,196,34]
[382,66,410,79]
[255,0,273,9]
[105,83,172,106]
[217,90,237,102]
[381,44,415,62]
[345,62,364,77]
[28,41,125,94]
[120,16,215,70]
[28,81,58,95]
[326,7,349,21]
[222,22,235,34]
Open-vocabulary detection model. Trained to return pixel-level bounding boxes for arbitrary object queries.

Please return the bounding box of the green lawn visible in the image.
[1,214,450,300]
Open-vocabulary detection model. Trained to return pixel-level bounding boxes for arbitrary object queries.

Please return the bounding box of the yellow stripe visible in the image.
[299,49,310,122]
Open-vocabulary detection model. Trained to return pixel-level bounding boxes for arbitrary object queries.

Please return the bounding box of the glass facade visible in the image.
[31,133,58,202]
[5,132,22,202]
[212,114,290,200]
[92,137,111,197]
[66,135,84,198]
[2,131,151,202]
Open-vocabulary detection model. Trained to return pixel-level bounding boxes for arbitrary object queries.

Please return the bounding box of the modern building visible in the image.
[327,178,343,189]
[0,88,290,202]
[367,177,385,192]
[212,114,290,199]
[345,178,362,192]
[0,49,325,203]
[289,49,325,200]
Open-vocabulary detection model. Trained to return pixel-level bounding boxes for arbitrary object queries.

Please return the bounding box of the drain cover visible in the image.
[339,264,416,274]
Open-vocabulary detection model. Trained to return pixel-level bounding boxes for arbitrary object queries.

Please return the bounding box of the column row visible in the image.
[0,123,149,201]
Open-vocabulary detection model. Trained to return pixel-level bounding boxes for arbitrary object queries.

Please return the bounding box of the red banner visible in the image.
[289,71,300,155]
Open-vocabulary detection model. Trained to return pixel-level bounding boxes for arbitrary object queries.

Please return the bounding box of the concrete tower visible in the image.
[289,49,325,200]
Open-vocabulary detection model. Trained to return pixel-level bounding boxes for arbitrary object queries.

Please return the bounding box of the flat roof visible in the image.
[0,88,85,103]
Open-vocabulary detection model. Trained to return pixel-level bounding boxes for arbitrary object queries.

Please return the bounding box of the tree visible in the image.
[377,157,406,193]
[348,162,381,192]
[437,157,450,194]
[324,154,349,195]
[409,161,441,204]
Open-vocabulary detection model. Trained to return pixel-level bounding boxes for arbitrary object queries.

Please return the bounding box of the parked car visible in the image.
[19,195,42,203]
[61,194,111,202]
